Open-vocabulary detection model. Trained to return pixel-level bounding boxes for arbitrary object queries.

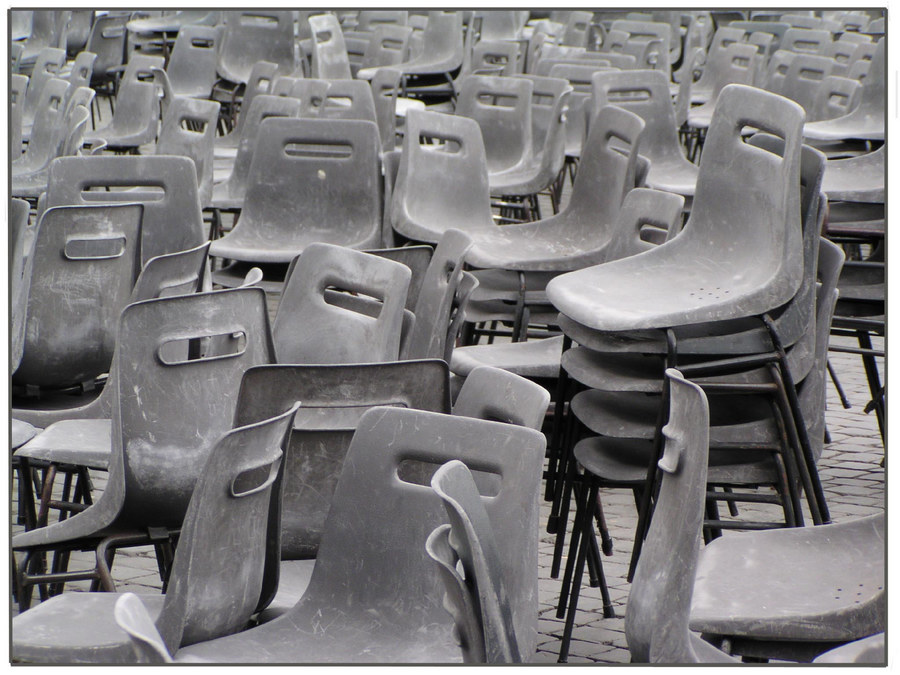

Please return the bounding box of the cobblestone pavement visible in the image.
[10,334,884,664]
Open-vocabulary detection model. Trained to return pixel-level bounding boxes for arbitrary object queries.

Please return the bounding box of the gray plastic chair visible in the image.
[156,25,219,100]
[12,287,276,608]
[85,14,129,94]
[809,74,862,122]
[592,68,698,201]
[426,461,524,663]
[12,77,69,179]
[624,370,735,664]
[174,406,545,663]
[686,26,745,104]
[361,24,412,72]
[272,243,410,364]
[453,366,551,431]
[20,47,66,129]
[44,154,205,266]
[10,198,32,374]
[687,42,759,131]
[231,360,451,619]
[155,97,221,207]
[82,78,159,152]
[210,95,302,211]
[217,11,295,85]
[12,402,297,664]
[822,145,884,203]
[803,37,884,142]
[308,13,352,80]
[370,67,404,151]
[319,79,378,124]
[214,60,277,155]
[18,11,70,69]
[547,84,805,333]
[13,204,142,391]
[210,117,382,268]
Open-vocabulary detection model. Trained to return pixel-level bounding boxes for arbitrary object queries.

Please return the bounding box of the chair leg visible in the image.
[545,344,573,505]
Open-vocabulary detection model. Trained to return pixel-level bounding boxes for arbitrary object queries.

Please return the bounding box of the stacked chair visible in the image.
[8,9,886,667]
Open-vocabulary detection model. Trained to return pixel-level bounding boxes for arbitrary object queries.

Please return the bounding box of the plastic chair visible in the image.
[308,13,352,80]
[210,117,382,269]
[822,145,884,204]
[210,95,302,210]
[213,60,278,155]
[592,68,698,201]
[547,85,804,333]
[624,370,735,664]
[780,27,832,54]
[174,407,545,663]
[813,633,885,664]
[370,67,404,151]
[155,97,221,207]
[687,42,760,131]
[10,198,33,374]
[11,10,33,42]
[803,37,884,142]
[18,11,70,68]
[319,79,378,123]
[44,154,206,266]
[155,25,219,100]
[426,461,524,663]
[686,26,746,104]
[12,204,143,391]
[452,366,551,431]
[20,47,66,129]
[217,11,295,85]
[12,287,276,609]
[360,24,412,72]
[84,14,129,98]
[809,74,862,122]
[357,10,409,32]
[230,360,452,619]
[454,75,534,178]
[12,402,297,664]
[82,78,159,152]
[12,77,69,179]
[271,243,410,364]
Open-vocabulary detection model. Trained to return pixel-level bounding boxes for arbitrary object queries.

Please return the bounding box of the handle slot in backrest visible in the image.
[240,13,279,28]
[190,37,215,49]
[64,235,127,260]
[81,185,166,201]
[397,456,501,496]
[158,330,247,365]
[102,26,124,38]
[231,451,282,498]
[284,141,353,159]
[608,86,652,103]
[418,133,462,153]
[474,91,519,108]
[798,67,826,81]
[179,117,209,133]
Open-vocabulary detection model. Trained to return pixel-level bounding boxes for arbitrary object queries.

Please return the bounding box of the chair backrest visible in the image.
[364,244,434,310]
[404,10,464,74]
[777,53,836,113]
[155,97,221,206]
[298,407,546,657]
[116,287,276,526]
[781,27,831,54]
[625,369,711,663]
[216,94,302,201]
[309,13,352,79]
[515,74,572,159]
[229,60,278,137]
[288,78,330,117]
[155,402,297,652]
[591,68,686,170]
[404,229,473,360]
[453,366,551,430]
[370,67,402,150]
[320,79,378,123]
[810,75,861,121]
[273,243,410,364]
[115,594,173,664]
[469,40,519,77]
[361,24,412,70]
[13,204,143,389]
[561,10,593,47]
[218,11,295,84]
[234,117,382,256]
[119,53,166,88]
[10,74,29,160]
[392,110,496,242]
[427,461,522,663]
[601,187,686,262]
[65,50,96,94]
[357,10,408,31]
[22,47,66,118]
[86,14,129,81]
[17,77,68,170]
[454,75,533,174]
[130,242,210,302]
[165,25,218,98]
[98,78,160,148]
[692,26,745,91]
[234,361,451,559]
[45,154,205,266]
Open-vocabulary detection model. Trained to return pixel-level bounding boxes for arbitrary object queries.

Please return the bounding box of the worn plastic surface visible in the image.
[176,407,545,663]
[162,25,218,99]
[13,204,142,389]
[12,77,68,178]
[214,60,277,153]
[156,97,220,206]
[211,117,382,263]
[453,366,550,430]
[10,74,28,160]
[358,11,463,81]
[428,461,525,663]
[821,145,884,203]
[12,403,296,664]
[547,85,804,332]
[45,155,205,266]
[687,42,759,130]
[83,79,159,150]
[272,243,409,364]
[10,198,31,373]
[309,13,352,80]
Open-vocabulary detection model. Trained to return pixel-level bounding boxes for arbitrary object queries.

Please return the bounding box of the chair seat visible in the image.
[689,513,885,642]
[822,152,884,203]
[210,226,380,264]
[450,334,563,378]
[12,592,165,664]
[15,418,112,469]
[469,269,555,302]
[462,299,558,326]
[643,156,699,198]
